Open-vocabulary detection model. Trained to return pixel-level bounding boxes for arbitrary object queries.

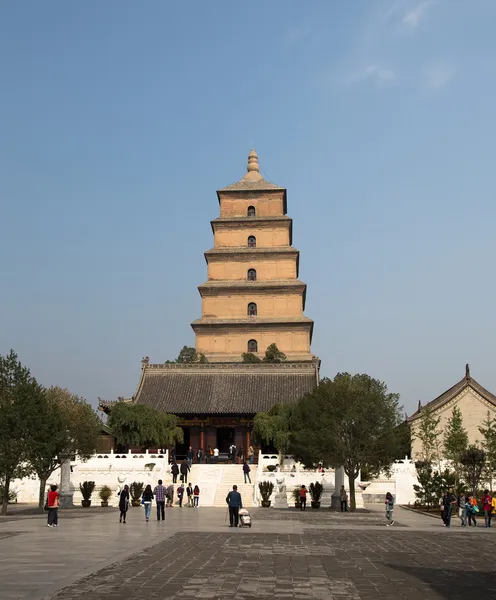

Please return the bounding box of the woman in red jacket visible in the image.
[47,484,60,527]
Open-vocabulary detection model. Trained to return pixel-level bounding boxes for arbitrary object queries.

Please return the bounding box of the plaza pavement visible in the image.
[0,504,494,600]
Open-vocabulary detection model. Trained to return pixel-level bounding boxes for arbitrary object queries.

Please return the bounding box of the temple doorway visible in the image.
[217,427,234,454]
[175,427,190,460]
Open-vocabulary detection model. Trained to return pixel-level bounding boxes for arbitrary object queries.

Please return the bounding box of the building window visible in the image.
[247,206,256,217]
[248,235,256,248]
[248,302,257,316]
[247,269,257,281]
[248,339,258,353]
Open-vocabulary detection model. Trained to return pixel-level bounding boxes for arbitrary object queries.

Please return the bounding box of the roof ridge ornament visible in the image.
[241,149,264,183]
[465,363,470,379]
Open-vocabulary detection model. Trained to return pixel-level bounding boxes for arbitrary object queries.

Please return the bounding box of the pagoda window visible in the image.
[247,269,257,281]
[247,206,256,217]
[248,235,256,248]
[248,339,258,353]
[248,303,257,316]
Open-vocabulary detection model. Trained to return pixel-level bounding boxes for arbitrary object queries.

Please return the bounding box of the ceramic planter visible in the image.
[81,500,91,508]
[261,500,271,508]
[311,501,321,509]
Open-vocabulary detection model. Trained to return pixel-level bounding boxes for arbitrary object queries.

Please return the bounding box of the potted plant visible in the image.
[144,462,156,471]
[266,465,276,472]
[309,481,323,509]
[292,486,302,509]
[79,481,95,507]
[130,481,144,507]
[258,481,274,507]
[99,485,112,507]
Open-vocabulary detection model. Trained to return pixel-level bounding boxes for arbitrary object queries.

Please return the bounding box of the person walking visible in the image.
[466,495,478,526]
[385,492,394,526]
[243,461,251,484]
[171,461,179,483]
[482,489,492,528]
[299,485,307,511]
[197,448,203,464]
[153,480,166,521]
[226,484,243,527]
[229,443,235,464]
[213,446,219,463]
[193,484,200,507]
[180,460,190,483]
[169,446,176,463]
[177,483,184,507]
[207,446,213,464]
[340,485,348,512]
[442,487,457,528]
[236,445,243,464]
[248,445,254,465]
[457,492,467,527]
[186,483,193,507]
[118,484,129,524]
[46,484,60,527]
[186,447,194,468]
[166,484,174,508]
[141,484,154,522]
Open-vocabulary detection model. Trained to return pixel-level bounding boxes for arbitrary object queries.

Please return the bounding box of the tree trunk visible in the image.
[1,475,11,515]
[39,478,47,511]
[348,473,356,512]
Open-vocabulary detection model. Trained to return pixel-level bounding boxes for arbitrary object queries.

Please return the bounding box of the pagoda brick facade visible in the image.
[191,150,314,363]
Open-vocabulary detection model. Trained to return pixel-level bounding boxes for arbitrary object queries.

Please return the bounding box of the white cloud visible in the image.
[351,65,395,84]
[424,63,455,89]
[403,1,432,28]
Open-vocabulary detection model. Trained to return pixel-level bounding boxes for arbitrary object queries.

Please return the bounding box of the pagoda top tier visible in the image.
[218,149,284,192]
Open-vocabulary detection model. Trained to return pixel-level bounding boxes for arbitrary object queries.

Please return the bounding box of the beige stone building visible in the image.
[409,364,496,460]
[191,149,314,363]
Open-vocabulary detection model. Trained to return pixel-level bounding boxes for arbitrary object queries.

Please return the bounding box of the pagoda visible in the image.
[99,151,319,460]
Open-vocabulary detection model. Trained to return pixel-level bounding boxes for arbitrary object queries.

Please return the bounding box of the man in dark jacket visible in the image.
[180,460,190,483]
[171,461,179,483]
[226,485,243,527]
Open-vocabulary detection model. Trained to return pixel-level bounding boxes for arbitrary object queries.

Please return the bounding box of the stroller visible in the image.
[239,508,252,528]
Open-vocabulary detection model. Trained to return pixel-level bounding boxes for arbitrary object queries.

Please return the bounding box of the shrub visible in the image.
[309,481,323,502]
[98,485,112,501]
[292,486,301,502]
[79,481,95,501]
[258,481,274,502]
[130,481,144,502]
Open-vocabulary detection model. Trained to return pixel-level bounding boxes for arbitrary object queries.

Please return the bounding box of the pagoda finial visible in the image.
[241,149,263,182]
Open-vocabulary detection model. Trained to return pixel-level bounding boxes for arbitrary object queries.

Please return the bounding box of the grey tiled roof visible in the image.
[218,179,284,192]
[133,363,318,415]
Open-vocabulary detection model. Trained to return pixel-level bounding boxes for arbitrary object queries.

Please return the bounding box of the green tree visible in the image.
[176,346,207,364]
[0,350,42,514]
[443,406,468,484]
[241,352,262,363]
[26,387,101,509]
[460,445,486,496]
[478,411,496,490]
[253,404,293,464]
[413,407,441,465]
[413,461,439,507]
[263,343,286,363]
[291,373,402,511]
[108,403,183,449]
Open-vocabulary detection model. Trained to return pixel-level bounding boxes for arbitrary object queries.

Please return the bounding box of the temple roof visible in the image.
[408,364,496,422]
[100,362,319,416]
[217,149,284,193]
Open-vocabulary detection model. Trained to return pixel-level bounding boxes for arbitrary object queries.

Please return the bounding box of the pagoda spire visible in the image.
[241,149,263,183]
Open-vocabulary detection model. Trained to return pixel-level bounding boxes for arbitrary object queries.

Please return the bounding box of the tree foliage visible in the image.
[253,404,293,462]
[413,461,457,507]
[478,411,496,490]
[460,445,486,496]
[413,407,441,465]
[443,406,468,484]
[290,373,402,511]
[26,386,101,508]
[0,350,43,514]
[176,346,207,364]
[263,343,286,363]
[108,402,183,449]
[241,352,262,363]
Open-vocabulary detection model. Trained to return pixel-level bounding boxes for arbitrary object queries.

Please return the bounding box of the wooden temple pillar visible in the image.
[200,424,205,452]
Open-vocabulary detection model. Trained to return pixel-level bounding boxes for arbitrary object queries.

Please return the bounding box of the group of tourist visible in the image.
[440,488,496,528]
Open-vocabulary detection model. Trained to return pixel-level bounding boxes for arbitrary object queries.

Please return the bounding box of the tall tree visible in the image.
[108,403,183,449]
[176,346,207,364]
[460,445,486,496]
[291,373,402,511]
[253,404,293,463]
[0,350,41,514]
[443,406,468,484]
[26,387,101,509]
[413,407,441,465]
[478,411,496,491]
[263,344,286,363]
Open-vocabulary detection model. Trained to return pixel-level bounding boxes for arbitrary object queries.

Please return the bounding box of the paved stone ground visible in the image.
[1,505,495,600]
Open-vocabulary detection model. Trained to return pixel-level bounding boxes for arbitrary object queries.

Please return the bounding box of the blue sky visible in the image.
[1,0,496,415]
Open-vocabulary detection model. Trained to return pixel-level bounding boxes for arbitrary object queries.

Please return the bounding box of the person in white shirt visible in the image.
[213,447,219,463]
